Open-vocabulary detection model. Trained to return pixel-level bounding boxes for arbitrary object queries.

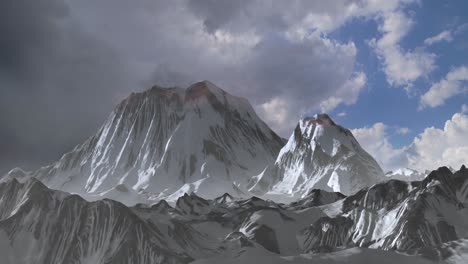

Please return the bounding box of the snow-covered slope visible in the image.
[0,178,193,264]
[249,114,385,201]
[7,81,284,204]
[298,165,468,253]
[0,166,467,264]
[385,168,427,181]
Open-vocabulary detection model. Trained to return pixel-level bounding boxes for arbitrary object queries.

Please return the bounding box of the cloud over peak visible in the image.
[1,0,467,174]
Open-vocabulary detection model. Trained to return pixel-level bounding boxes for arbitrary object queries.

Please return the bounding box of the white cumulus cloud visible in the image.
[370,10,436,90]
[396,127,411,134]
[408,112,468,171]
[320,72,367,113]
[69,0,427,137]
[352,123,409,171]
[419,66,468,109]
[424,30,453,46]
[462,104,468,114]
[353,111,468,172]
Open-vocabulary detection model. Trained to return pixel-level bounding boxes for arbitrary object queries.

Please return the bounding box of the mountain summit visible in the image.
[8,81,284,204]
[248,113,385,201]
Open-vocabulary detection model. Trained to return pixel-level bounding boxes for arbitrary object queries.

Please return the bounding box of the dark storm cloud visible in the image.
[69,0,360,101]
[187,0,251,33]
[0,0,136,174]
[246,33,355,101]
[1,0,372,174]
[0,0,66,82]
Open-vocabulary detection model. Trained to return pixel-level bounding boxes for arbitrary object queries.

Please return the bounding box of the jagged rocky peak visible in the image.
[0,177,196,264]
[214,192,235,204]
[298,165,468,254]
[249,112,385,200]
[303,113,336,125]
[4,167,29,179]
[461,164,467,171]
[115,85,184,115]
[0,166,466,263]
[420,164,468,191]
[141,84,184,97]
[289,189,346,209]
[185,80,226,100]
[176,192,211,215]
[183,80,263,124]
[292,113,360,156]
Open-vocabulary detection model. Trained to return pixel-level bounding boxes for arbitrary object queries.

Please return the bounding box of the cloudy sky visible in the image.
[1,0,468,174]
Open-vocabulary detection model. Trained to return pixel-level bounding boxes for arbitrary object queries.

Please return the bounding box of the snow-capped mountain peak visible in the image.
[7,81,284,205]
[249,113,385,200]
[385,167,426,181]
[288,113,360,157]
[185,80,226,101]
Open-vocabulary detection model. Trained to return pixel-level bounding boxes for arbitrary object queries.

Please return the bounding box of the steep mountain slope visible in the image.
[0,176,336,264]
[1,166,467,264]
[249,114,385,201]
[298,165,468,253]
[7,81,284,204]
[0,178,193,264]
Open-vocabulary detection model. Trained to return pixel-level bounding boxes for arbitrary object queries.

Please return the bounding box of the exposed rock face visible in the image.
[0,177,322,264]
[0,178,193,264]
[298,166,468,253]
[249,114,385,201]
[7,81,284,204]
[2,79,467,264]
[288,189,345,209]
[0,166,467,263]
[5,82,389,208]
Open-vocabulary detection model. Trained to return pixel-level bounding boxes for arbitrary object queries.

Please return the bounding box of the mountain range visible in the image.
[1,166,467,263]
[5,81,386,205]
[1,81,467,264]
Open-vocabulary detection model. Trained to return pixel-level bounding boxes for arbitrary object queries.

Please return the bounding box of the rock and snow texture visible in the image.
[298,165,468,254]
[7,81,284,204]
[5,82,389,206]
[2,166,468,263]
[0,177,387,264]
[249,114,385,201]
[385,167,427,181]
[3,80,468,263]
[0,178,193,264]
[191,247,433,264]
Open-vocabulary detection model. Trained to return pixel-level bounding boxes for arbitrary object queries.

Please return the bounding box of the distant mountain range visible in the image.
[2,81,467,264]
